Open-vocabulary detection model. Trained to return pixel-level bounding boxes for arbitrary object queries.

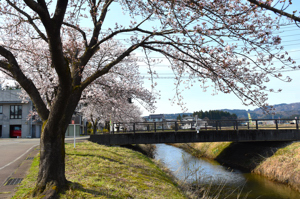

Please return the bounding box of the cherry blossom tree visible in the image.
[81,101,144,133]
[80,60,154,133]
[0,0,298,197]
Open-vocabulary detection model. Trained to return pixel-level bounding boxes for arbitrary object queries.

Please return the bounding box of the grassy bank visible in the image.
[254,142,300,192]
[174,141,300,192]
[13,141,186,199]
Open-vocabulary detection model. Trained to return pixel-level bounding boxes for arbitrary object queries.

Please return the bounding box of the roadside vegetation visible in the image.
[12,141,186,199]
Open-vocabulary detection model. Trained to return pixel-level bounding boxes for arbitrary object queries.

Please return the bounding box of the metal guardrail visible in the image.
[105,119,300,134]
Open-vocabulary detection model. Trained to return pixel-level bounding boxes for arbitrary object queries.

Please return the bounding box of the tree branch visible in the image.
[6,0,48,42]
[89,0,114,48]
[52,0,69,29]
[23,0,51,27]
[62,22,88,47]
[247,0,300,22]
[80,43,141,90]
[0,46,49,121]
[23,0,72,90]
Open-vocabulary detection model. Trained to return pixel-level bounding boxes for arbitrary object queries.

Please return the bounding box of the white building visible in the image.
[146,114,165,122]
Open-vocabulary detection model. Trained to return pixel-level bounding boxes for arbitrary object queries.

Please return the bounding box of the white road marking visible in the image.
[0,144,39,171]
[0,141,20,146]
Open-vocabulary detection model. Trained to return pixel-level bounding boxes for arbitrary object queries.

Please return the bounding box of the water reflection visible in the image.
[154,144,300,199]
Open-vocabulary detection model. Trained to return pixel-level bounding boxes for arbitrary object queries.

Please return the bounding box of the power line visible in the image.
[141,70,300,79]
[273,29,299,33]
[141,69,300,76]
[135,53,300,61]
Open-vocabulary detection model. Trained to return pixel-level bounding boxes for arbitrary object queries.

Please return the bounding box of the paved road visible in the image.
[0,136,89,198]
[0,139,40,183]
[0,138,39,198]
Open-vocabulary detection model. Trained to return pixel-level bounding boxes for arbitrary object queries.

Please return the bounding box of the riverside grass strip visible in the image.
[254,142,300,192]
[12,141,186,199]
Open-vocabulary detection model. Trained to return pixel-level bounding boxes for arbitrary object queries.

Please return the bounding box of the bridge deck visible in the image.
[89,129,300,145]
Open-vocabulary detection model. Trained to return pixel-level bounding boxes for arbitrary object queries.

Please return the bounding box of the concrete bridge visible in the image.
[89,119,300,145]
[89,129,300,145]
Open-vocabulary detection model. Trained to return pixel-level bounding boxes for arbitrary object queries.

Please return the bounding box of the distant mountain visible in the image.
[144,103,300,120]
[253,103,300,113]
[220,109,250,119]
[221,102,300,119]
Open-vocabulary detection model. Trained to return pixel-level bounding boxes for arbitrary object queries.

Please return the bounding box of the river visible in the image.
[154,144,300,199]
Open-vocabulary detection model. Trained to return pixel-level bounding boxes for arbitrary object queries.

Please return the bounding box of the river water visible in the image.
[154,144,300,199]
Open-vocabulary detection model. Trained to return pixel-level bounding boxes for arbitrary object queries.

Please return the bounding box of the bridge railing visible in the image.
[105,119,299,134]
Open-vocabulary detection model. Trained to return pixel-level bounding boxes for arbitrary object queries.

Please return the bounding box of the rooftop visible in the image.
[0,89,23,103]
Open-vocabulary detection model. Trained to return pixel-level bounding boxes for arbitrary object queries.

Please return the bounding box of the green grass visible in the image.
[12,141,186,199]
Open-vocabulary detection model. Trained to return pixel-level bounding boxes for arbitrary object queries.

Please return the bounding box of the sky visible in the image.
[139,67,300,115]
[1,1,300,117]
[138,37,300,115]
[135,2,300,116]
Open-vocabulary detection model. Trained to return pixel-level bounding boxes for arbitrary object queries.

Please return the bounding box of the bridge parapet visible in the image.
[108,119,299,135]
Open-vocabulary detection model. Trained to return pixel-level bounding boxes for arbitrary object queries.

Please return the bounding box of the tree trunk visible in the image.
[33,118,70,197]
[33,90,81,197]
[92,118,99,134]
[93,124,97,135]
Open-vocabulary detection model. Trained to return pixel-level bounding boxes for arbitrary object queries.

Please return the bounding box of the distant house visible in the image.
[0,89,42,138]
[147,114,165,122]
[181,116,208,130]
[181,116,194,121]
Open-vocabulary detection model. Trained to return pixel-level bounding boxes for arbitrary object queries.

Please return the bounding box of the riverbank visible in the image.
[12,141,186,198]
[174,141,300,192]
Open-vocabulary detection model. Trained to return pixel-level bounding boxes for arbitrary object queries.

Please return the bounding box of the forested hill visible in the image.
[222,102,300,119]
[193,110,237,120]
